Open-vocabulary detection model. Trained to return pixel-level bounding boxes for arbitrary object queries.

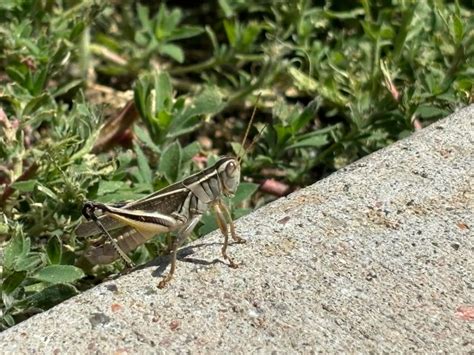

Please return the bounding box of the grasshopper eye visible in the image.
[226,161,237,176]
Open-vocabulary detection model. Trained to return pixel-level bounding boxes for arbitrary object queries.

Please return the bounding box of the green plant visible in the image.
[0,0,472,330]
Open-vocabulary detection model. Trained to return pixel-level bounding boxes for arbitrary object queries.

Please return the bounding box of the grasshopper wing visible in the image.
[75,187,190,238]
[83,226,156,264]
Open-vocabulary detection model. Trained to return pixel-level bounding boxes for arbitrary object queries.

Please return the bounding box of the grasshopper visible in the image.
[76,99,262,288]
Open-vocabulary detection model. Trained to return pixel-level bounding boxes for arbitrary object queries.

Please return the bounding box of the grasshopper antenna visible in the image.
[242,122,268,159]
[237,92,262,164]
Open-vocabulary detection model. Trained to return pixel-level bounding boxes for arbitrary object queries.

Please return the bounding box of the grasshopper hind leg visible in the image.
[158,216,201,289]
[82,201,135,268]
[157,236,182,289]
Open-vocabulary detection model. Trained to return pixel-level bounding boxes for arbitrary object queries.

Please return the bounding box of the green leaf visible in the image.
[134,74,153,122]
[135,125,161,153]
[2,314,15,328]
[98,190,145,204]
[232,182,259,205]
[61,251,76,266]
[154,71,172,114]
[205,25,219,54]
[4,234,29,270]
[198,213,218,236]
[168,26,204,41]
[23,93,51,116]
[33,265,85,284]
[452,15,464,44]
[46,236,62,265]
[157,111,173,131]
[23,282,48,294]
[2,271,27,294]
[223,19,237,46]
[292,100,319,132]
[285,134,329,150]
[97,180,128,195]
[11,180,36,192]
[134,143,153,184]
[324,8,365,19]
[180,86,223,121]
[182,141,201,162]
[160,43,184,63]
[242,21,262,48]
[415,105,448,119]
[233,207,252,219]
[230,142,244,158]
[137,4,151,30]
[36,183,58,200]
[288,66,318,92]
[52,79,83,98]
[69,127,101,162]
[30,67,48,95]
[159,141,182,183]
[23,284,78,310]
[5,64,26,84]
[14,255,42,271]
[218,0,233,17]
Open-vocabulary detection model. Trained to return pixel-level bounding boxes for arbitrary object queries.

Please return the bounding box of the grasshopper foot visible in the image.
[228,260,239,268]
[233,236,246,244]
[158,275,171,289]
[222,252,239,268]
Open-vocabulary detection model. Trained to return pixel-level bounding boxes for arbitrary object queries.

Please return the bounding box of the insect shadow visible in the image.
[134,240,241,278]
[102,240,237,283]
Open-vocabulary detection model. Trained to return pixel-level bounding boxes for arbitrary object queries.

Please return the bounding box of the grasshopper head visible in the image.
[217,157,240,196]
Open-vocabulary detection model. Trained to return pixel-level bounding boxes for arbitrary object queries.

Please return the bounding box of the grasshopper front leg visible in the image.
[218,201,246,244]
[213,202,242,268]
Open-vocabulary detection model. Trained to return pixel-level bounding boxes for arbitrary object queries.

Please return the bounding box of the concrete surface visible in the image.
[1,105,473,353]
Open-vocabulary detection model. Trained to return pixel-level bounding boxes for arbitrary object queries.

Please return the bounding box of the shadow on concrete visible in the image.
[122,241,240,278]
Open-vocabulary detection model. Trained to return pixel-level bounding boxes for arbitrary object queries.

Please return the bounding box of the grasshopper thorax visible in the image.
[215,156,241,197]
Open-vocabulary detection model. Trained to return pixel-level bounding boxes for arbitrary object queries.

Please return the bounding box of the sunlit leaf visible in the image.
[1,271,27,295]
[23,284,78,310]
[46,236,62,265]
[33,265,85,284]
[135,143,153,185]
[159,141,182,183]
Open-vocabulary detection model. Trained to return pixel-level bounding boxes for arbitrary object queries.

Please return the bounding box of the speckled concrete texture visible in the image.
[1,106,473,353]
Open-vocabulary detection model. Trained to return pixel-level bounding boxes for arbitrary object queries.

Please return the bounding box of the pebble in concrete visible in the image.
[0,105,473,353]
